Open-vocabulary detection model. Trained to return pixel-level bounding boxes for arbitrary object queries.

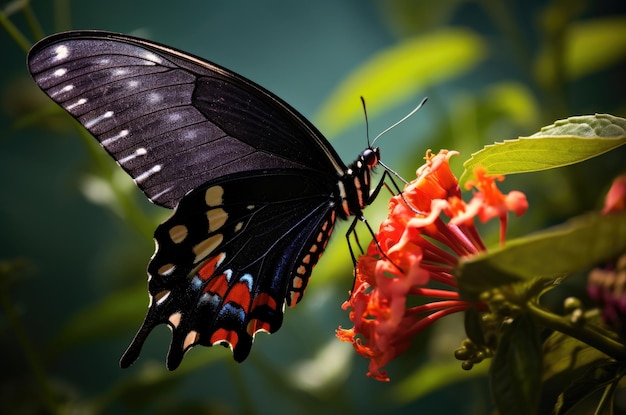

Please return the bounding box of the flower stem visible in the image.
[527,299,626,360]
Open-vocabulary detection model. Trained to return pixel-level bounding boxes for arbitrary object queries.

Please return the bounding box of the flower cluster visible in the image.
[336,150,528,381]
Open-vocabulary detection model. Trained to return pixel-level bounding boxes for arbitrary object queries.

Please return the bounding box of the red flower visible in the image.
[602,174,626,215]
[337,150,528,381]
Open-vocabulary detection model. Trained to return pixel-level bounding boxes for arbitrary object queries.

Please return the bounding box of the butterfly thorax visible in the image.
[335,147,380,219]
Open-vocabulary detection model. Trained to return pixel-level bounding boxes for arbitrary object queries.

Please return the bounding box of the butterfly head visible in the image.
[335,146,381,219]
[358,147,380,170]
[359,147,380,169]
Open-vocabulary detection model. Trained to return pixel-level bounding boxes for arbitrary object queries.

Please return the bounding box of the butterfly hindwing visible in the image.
[120,169,337,369]
[27,31,346,208]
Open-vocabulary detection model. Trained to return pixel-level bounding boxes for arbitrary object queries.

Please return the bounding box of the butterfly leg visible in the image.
[345,170,412,298]
[345,213,378,266]
[344,170,404,266]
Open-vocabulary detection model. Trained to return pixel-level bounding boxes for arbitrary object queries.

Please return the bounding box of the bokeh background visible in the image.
[1,0,625,414]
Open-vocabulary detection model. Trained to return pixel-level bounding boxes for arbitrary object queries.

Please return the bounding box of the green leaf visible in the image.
[533,114,626,138]
[566,17,626,79]
[459,114,626,185]
[540,322,620,414]
[482,81,540,127]
[456,211,626,300]
[542,323,613,386]
[554,360,624,415]
[392,359,489,404]
[534,17,626,83]
[490,314,542,415]
[315,28,487,137]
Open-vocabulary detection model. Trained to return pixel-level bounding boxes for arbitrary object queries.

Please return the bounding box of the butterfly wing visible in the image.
[27,31,347,367]
[27,30,346,208]
[121,169,337,369]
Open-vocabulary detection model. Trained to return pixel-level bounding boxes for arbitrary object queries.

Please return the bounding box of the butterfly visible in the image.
[27,30,392,370]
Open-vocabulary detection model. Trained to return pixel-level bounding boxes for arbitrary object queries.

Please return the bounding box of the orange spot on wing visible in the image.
[289,291,302,307]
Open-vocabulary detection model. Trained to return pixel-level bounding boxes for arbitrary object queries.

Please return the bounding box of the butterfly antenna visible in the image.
[371,97,428,147]
[360,96,373,148]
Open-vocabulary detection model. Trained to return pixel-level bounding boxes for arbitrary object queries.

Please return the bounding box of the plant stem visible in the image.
[527,299,626,360]
[0,6,32,52]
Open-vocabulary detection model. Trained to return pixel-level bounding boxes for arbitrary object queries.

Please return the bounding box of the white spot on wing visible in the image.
[101,129,129,146]
[54,68,67,77]
[148,92,162,104]
[183,129,197,140]
[240,273,253,290]
[150,186,173,202]
[143,52,162,64]
[65,98,87,111]
[53,45,69,61]
[118,147,148,164]
[51,84,74,98]
[156,290,171,305]
[84,110,114,129]
[217,252,226,267]
[134,164,162,183]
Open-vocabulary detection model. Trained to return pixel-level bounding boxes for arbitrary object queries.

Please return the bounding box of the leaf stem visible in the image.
[0,4,32,52]
[526,299,626,361]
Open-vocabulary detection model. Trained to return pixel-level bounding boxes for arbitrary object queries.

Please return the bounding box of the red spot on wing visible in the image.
[202,273,253,310]
[247,292,279,335]
[197,262,280,345]
[223,280,252,309]
[203,273,230,298]
[197,253,224,281]
[210,327,239,349]
[247,318,271,334]
[251,292,277,311]
[199,254,252,309]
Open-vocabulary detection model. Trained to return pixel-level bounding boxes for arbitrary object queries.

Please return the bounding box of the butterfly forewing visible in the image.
[27,31,346,208]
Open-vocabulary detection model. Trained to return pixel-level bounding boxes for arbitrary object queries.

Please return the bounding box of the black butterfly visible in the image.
[27,31,389,370]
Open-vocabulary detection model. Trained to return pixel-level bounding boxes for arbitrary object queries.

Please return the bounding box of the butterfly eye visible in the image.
[361,148,379,167]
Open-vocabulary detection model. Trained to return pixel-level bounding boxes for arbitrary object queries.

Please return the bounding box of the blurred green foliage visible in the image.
[1,0,625,414]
